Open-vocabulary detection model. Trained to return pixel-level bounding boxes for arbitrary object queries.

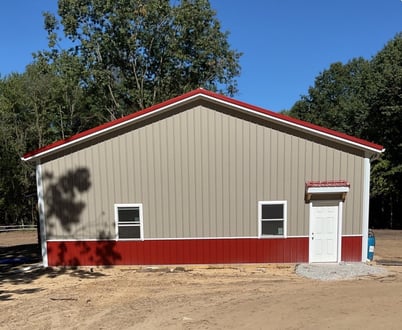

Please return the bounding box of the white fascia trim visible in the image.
[308,202,313,263]
[362,157,371,261]
[23,93,383,162]
[202,94,384,154]
[337,200,343,263]
[307,186,350,194]
[36,163,48,267]
[22,94,202,162]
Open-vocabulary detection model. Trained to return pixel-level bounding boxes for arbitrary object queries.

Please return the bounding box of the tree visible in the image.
[0,73,37,225]
[366,33,402,228]
[289,57,373,138]
[0,58,87,225]
[32,51,92,139]
[288,33,402,228]
[42,0,242,122]
[0,0,242,226]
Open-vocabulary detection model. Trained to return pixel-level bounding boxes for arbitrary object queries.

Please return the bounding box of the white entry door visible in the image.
[309,200,339,263]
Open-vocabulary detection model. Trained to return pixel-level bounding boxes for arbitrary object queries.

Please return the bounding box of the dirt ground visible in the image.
[1,230,402,329]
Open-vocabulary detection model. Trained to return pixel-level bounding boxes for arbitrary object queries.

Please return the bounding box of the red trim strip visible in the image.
[47,238,309,266]
[46,236,363,266]
[306,180,351,188]
[23,89,383,160]
[341,236,362,262]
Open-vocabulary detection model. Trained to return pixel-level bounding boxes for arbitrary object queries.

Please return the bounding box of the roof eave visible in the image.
[21,89,384,162]
[199,92,384,155]
[21,91,205,162]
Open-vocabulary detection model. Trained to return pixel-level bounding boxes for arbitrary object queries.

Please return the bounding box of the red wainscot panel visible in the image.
[341,236,363,262]
[46,237,309,266]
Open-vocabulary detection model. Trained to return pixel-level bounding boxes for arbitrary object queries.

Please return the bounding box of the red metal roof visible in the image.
[22,88,384,161]
[305,180,351,188]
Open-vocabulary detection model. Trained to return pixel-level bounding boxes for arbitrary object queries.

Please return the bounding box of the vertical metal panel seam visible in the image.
[212,109,218,237]
[159,120,167,237]
[221,111,226,236]
[90,146,97,237]
[184,111,190,236]
[199,106,205,236]
[208,108,215,238]
[177,113,183,237]
[168,118,174,238]
[186,112,194,236]
[173,115,182,237]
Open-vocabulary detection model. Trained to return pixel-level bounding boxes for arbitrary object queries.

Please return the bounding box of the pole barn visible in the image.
[22,89,384,267]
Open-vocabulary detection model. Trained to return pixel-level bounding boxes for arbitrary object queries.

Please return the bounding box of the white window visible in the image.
[115,204,143,240]
[258,201,287,237]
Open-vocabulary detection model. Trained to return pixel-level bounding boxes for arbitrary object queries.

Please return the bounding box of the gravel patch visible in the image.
[295,262,388,281]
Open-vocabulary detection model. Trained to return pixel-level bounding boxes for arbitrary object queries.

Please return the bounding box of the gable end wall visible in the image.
[41,104,364,241]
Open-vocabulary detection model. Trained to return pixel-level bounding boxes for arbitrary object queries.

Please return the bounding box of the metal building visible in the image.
[22,89,384,266]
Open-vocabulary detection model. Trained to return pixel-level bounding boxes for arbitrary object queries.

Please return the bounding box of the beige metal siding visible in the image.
[42,103,364,240]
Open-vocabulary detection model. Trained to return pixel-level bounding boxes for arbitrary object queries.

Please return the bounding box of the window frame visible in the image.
[258,201,287,238]
[114,203,144,241]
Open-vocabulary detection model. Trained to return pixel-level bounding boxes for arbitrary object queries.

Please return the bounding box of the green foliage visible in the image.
[290,58,373,138]
[289,33,402,228]
[0,73,36,224]
[367,34,402,228]
[367,33,402,170]
[0,0,241,225]
[42,0,241,120]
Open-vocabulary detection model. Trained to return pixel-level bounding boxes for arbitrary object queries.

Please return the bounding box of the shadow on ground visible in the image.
[0,242,107,301]
[376,259,402,266]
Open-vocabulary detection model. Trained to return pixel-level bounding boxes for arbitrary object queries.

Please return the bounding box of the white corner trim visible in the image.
[337,200,343,263]
[307,186,350,194]
[36,163,48,267]
[362,157,371,261]
[308,202,313,263]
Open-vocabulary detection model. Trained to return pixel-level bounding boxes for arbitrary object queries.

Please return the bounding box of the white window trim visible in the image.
[258,201,287,238]
[114,203,144,241]
[306,186,350,194]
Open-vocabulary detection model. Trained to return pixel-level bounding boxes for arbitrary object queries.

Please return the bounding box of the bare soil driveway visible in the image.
[1,230,402,329]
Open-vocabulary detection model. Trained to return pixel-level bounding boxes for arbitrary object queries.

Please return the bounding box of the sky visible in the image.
[0,0,401,111]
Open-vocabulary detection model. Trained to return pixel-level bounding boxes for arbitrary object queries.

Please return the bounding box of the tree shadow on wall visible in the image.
[53,231,122,267]
[43,167,91,233]
[43,167,121,266]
